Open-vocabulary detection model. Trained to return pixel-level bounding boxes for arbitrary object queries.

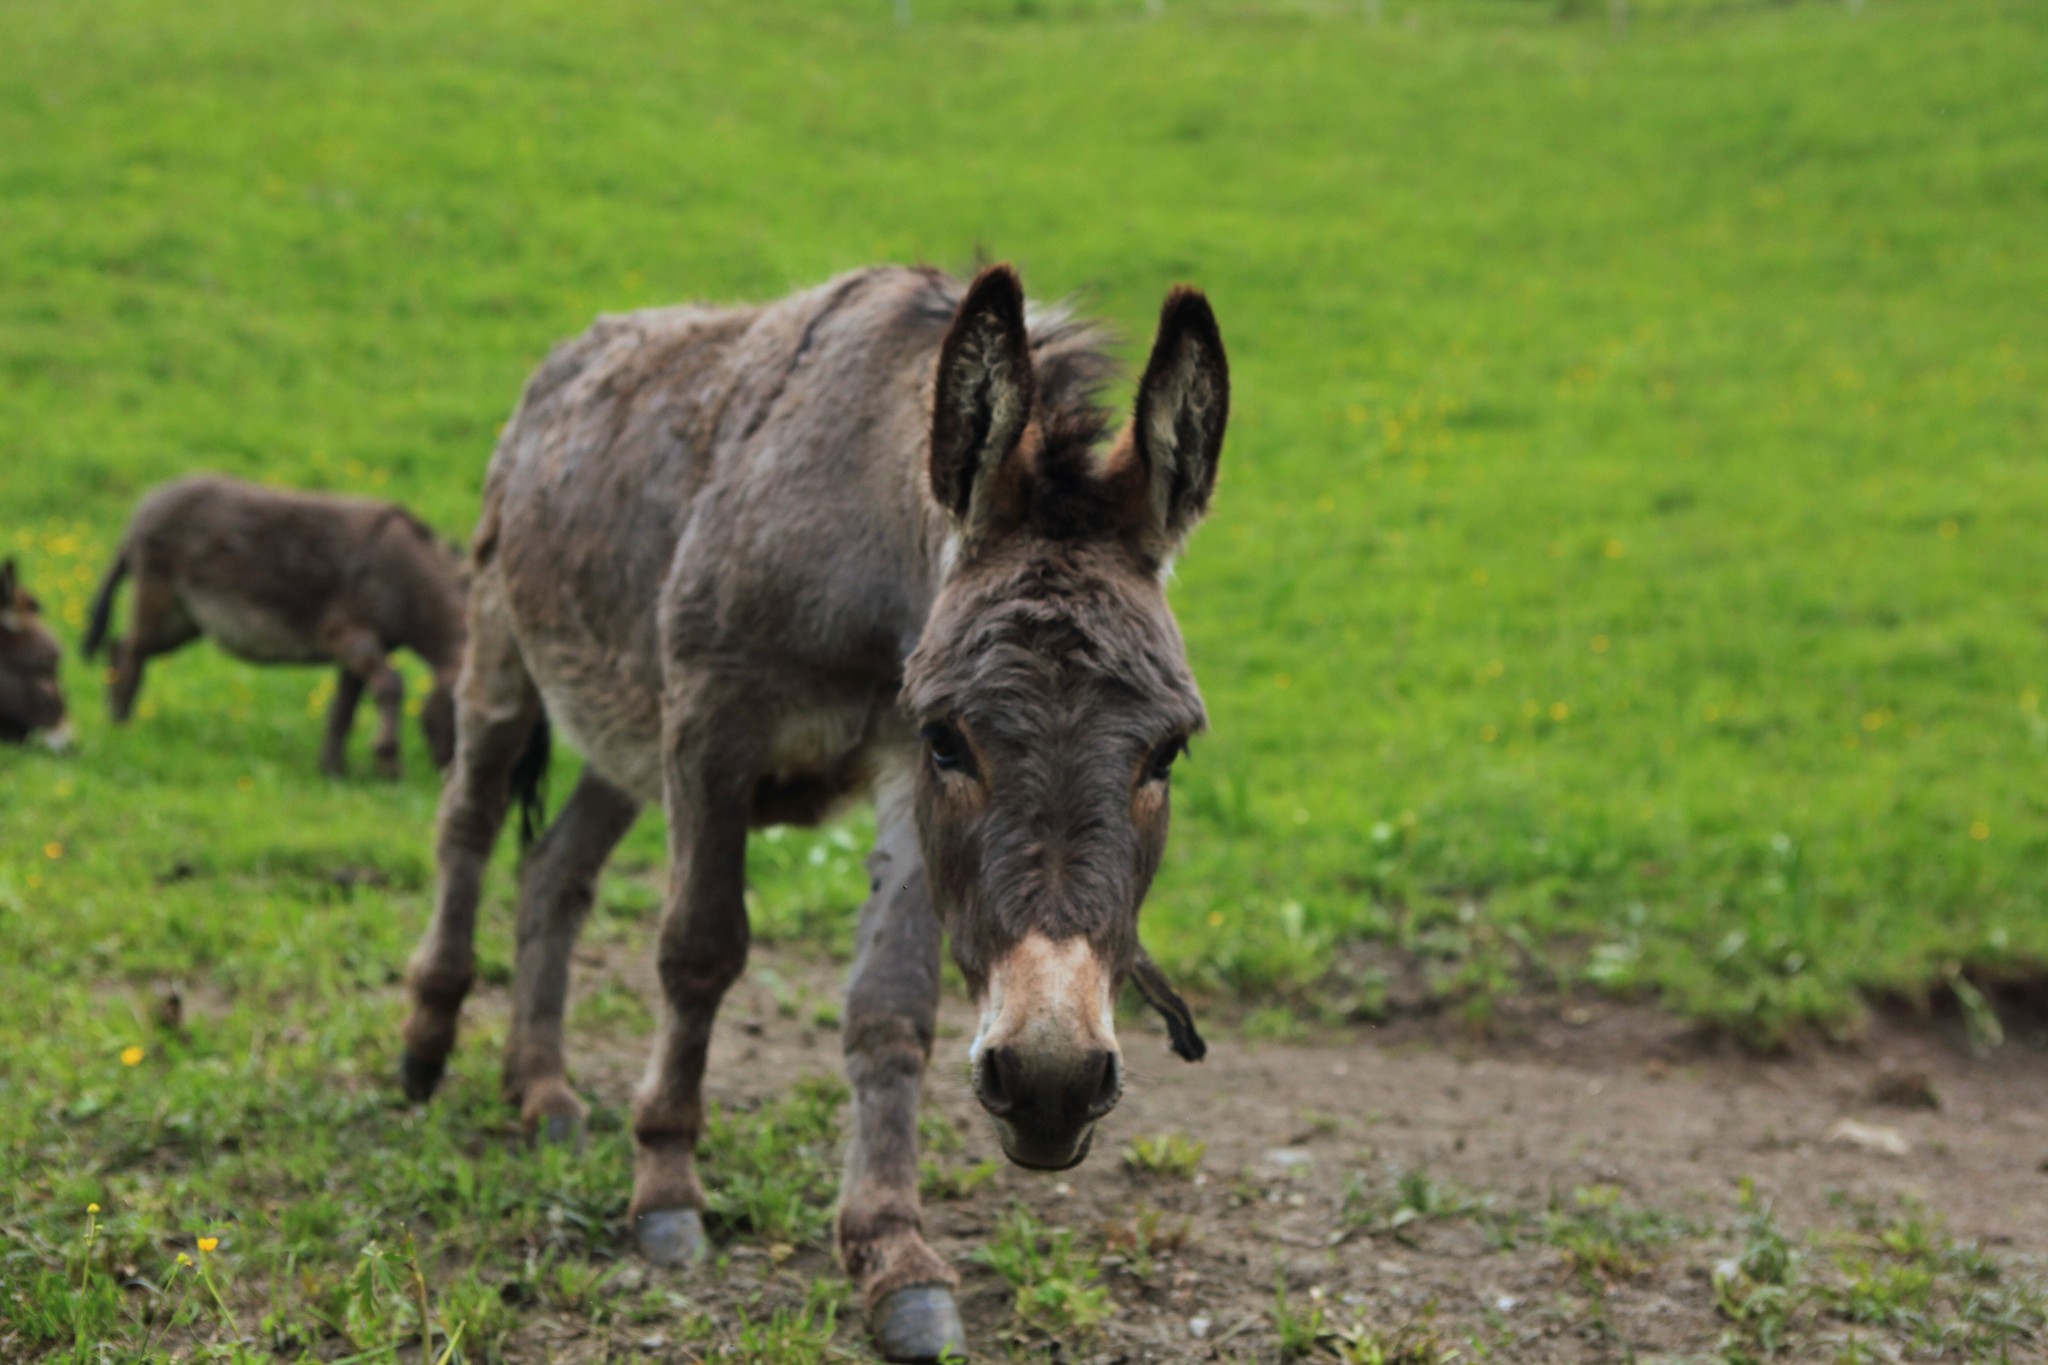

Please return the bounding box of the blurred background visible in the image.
[3,0,2045,1355]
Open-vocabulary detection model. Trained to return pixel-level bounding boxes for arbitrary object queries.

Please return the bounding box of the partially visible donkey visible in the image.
[0,558,71,749]
[83,475,466,778]
[397,264,1225,1361]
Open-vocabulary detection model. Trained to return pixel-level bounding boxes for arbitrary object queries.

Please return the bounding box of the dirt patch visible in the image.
[485,943,2048,1361]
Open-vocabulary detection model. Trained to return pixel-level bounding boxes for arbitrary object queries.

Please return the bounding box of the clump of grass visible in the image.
[1100,1203,1192,1281]
[1711,1184,2043,1363]
[1122,1131,1207,1180]
[1544,1183,1682,1288]
[919,1156,999,1201]
[1341,1164,1480,1240]
[1712,1188,1808,1359]
[721,1282,847,1365]
[1271,1274,1327,1360]
[700,1076,847,1243]
[975,1205,1111,1336]
[1327,1312,1461,1365]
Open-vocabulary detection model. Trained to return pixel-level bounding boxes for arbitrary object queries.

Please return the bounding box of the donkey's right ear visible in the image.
[930,265,1037,538]
[0,558,16,599]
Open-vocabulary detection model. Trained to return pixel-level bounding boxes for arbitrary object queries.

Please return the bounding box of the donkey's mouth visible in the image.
[991,1120,1095,1172]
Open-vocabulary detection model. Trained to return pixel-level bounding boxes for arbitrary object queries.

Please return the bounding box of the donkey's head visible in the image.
[0,558,70,748]
[905,266,1227,1170]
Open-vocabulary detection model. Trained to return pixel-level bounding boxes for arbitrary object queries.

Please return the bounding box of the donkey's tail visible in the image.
[81,549,129,660]
[509,710,552,856]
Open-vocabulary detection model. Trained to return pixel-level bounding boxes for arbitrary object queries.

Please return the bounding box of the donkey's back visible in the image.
[478,267,1027,805]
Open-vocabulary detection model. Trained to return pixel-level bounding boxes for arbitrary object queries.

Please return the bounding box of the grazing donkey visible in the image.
[83,475,466,778]
[0,559,71,749]
[398,264,1226,1361]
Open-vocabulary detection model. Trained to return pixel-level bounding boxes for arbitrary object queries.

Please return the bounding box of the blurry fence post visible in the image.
[1145,0,1164,14]
[1609,0,1627,35]
[896,0,910,25]
[1364,0,1383,21]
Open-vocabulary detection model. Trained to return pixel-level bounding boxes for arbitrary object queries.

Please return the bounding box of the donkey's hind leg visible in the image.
[838,768,965,1363]
[399,576,539,1102]
[107,570,196,723]
[502,768,640,1146]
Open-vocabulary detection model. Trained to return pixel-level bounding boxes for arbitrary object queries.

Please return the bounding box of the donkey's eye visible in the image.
[921,722,978,779]
[1145,737,1188,785]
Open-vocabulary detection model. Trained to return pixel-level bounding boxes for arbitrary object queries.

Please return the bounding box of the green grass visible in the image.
[5,0,2046,1041]
[975,1205,1113,1337]
[2,0,2047,1355]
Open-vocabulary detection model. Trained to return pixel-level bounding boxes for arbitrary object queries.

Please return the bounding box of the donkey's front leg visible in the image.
[838,790,965,1363]
[629,723,755,1268]
[330,627,407,780]
[319,667,365,776]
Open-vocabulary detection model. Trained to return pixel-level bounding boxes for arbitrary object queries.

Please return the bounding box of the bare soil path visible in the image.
[514,944,2048,1362]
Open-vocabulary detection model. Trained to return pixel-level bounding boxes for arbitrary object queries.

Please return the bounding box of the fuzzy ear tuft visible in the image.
[930,265,1037,534]
[1132,286,1229,550]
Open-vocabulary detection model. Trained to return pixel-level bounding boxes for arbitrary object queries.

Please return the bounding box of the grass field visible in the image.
[4,0,2047,1357]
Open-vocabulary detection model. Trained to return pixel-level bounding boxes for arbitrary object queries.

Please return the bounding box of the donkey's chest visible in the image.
[766,704,873,781]
[748,697,898,828]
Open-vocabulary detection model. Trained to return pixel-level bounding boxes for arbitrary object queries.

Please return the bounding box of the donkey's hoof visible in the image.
[535,1111,584,1152]
[635,1208,708,1268]
[398,1049,446,1103]
[871,1285,968,1362]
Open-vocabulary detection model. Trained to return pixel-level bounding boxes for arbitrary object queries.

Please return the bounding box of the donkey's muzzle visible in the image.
[974,1044,1122,1170]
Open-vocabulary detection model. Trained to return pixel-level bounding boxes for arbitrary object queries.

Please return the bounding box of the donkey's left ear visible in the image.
[1132,287,1229,551]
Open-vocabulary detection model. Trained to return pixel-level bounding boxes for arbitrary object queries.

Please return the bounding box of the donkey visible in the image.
[83,475,466,779]
[397,264,1225,1361]
[0,559,71,749]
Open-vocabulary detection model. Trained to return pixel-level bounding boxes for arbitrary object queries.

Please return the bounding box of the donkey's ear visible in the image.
[0,558,16,599]
[930,264,1037,536]
[1132,287,1229,549]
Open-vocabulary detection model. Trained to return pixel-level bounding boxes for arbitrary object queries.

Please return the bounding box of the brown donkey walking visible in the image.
[83,475,466,779]
[0,558,71,749]
[398,265,1227,1361]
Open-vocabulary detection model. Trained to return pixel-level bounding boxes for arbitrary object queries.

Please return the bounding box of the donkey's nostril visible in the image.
[974,1047,1019,1117]
[1082,1050,1122,1121]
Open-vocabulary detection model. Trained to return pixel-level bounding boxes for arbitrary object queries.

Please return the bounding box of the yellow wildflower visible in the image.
[43,841,63,860]
[121,1046,144,1066]
[198,1237,219,1253]
[1969,821,1990,842]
